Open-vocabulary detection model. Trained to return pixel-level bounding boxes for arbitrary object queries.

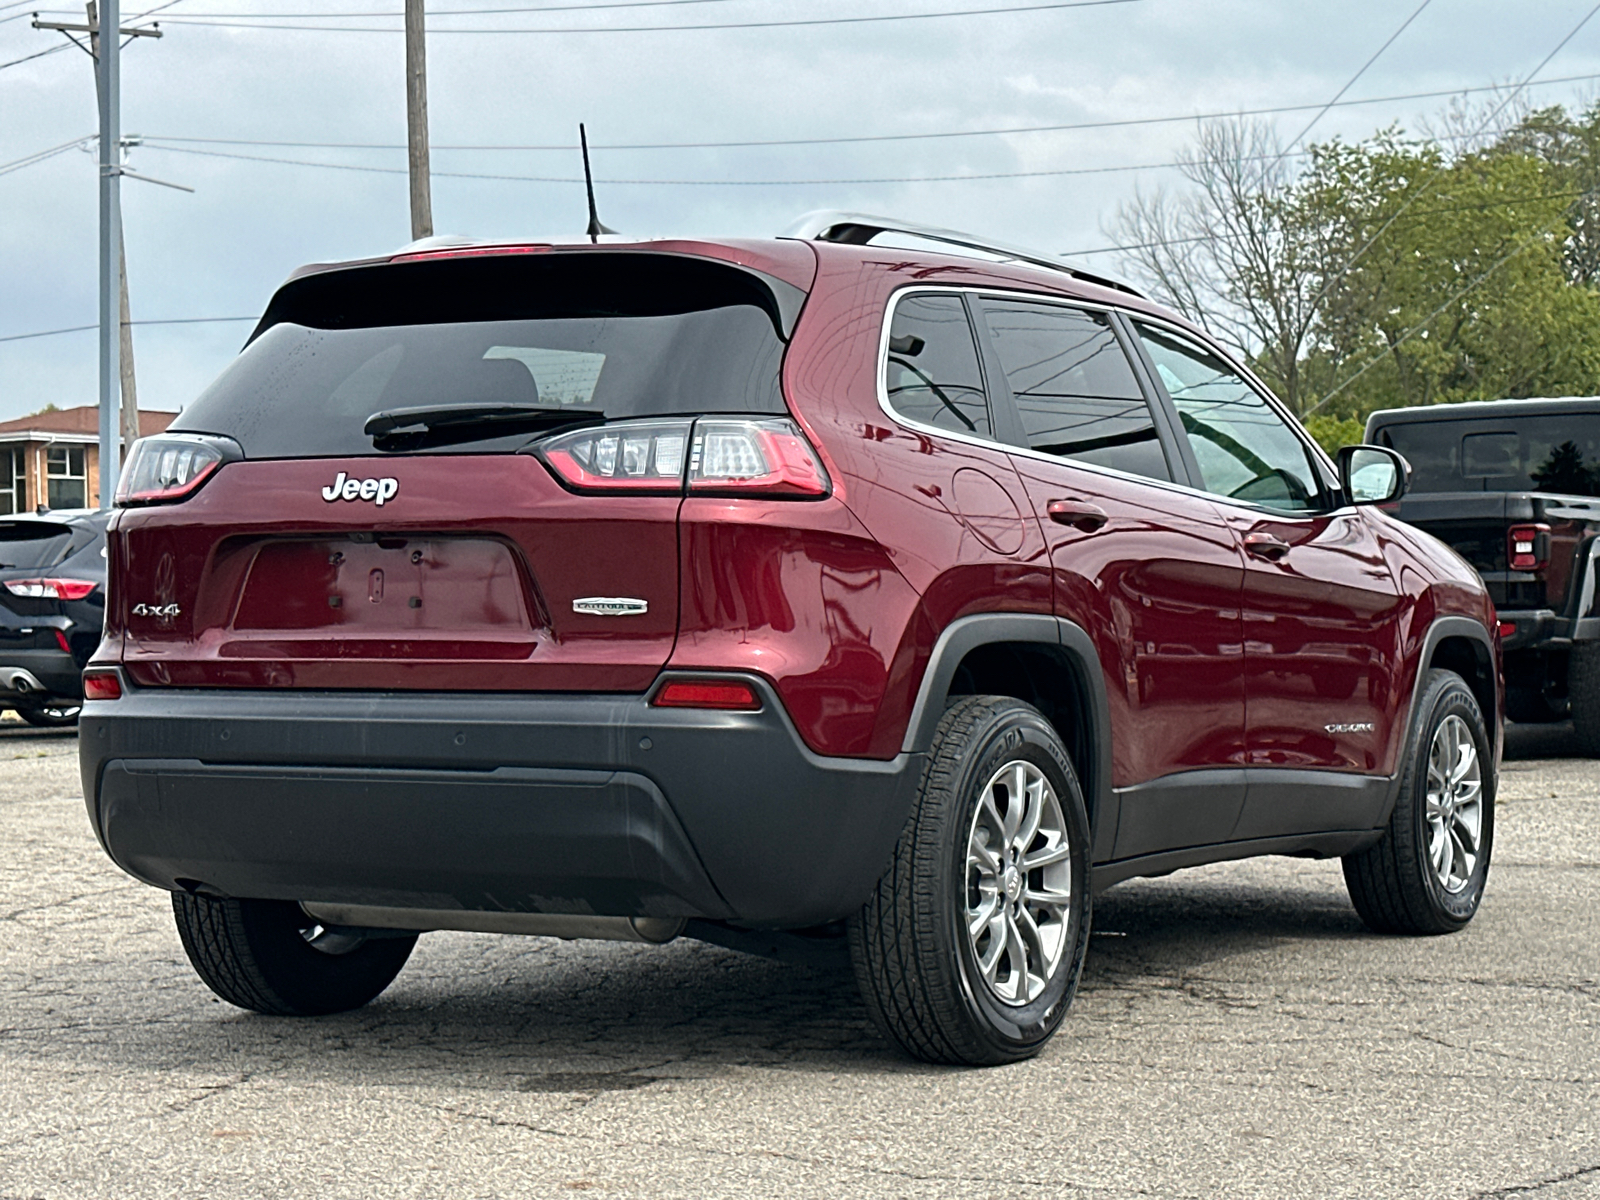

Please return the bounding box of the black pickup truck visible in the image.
[1367,397,1600,750]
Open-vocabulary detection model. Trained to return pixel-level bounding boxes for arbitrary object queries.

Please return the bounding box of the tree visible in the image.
[1108,120,1324,414]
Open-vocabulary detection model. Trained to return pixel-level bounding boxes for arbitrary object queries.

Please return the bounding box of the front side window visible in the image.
[883,293,992,438]
[979,298,1170,481]
[46,446,86,510]
[1135,323,1322,512]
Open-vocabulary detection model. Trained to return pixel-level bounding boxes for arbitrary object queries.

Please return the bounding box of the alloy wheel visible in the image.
[1426,714,1483,895]
[964,759,1075,1005]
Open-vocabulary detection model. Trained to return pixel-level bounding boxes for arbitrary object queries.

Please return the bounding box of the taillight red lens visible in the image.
[4,578,97,601]
[537,417,830,499]
[651,678,762,711]
[83,671,122,701]
[116,434,238,506]
[1508,524,1550,571]
[689,419,830,497]
[539,419,692,492]
[1497,621,1517,639]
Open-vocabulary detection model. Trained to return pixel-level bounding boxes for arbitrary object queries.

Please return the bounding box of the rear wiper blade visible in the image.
[364,403,603,439]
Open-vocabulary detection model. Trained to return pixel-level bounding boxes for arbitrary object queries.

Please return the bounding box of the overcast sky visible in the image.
[3,0,1600,423]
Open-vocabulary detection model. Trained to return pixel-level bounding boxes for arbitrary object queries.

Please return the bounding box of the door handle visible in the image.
[1244,531,1291,560]
[1046,499,1109,533]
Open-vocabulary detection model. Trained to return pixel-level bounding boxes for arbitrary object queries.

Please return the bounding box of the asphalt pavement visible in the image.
[0,718,1595,1199]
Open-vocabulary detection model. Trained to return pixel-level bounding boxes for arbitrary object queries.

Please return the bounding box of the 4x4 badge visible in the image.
[322,472,399,506]
[572,597,648,617]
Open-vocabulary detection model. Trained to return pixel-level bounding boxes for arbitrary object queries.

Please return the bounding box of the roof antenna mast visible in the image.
[580,123,616,243]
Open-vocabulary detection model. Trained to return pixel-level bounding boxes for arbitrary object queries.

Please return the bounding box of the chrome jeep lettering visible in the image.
[322,472,399,506]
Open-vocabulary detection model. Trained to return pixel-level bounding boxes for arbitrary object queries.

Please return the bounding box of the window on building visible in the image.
[46,446,87,510]
[0,450,21,515]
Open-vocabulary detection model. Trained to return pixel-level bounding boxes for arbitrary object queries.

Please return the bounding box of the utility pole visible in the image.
[405,0,433,240]
[33,3,162,508]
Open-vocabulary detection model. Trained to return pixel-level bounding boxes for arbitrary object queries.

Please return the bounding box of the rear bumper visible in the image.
[0,648,81,704]
[1497,609,1600,652]
[79,678,924,928]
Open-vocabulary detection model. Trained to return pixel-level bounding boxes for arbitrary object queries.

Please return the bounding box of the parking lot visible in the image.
[0,721,1593,1200]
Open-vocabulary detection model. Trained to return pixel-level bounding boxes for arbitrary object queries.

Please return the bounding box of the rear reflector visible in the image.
[53,629,70,654]
[651,679,762,711]
[4,578,97,601]
[117,433,240,507]
[83,671,122,701]
[536,417,830,498]
[1498,621,1516,639]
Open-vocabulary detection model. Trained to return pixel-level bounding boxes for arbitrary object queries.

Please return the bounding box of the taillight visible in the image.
[53,629,71,654]
[1497,620,1517,639]
[4,578,97,601]
[651,678,762,711]
[537,417,830,498]
[1508,524,1550,571]
[689,419,829,497]
[116,433,241,506]
[538,419,691,492]
[83,670,122,701]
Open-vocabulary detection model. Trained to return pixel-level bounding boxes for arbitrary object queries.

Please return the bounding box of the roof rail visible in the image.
[780,210,1143,298]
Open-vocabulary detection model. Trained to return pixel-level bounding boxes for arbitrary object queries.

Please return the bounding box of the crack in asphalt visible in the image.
[439,1102,1205,1198]
[1470,1162,1600,1197]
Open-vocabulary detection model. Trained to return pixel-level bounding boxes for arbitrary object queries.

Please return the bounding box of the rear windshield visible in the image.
[1377,414,1600,496]
[0,522,74,571]
[174,254,794,458]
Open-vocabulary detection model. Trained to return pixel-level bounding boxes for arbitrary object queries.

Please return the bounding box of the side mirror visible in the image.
[1338,444,1409,505]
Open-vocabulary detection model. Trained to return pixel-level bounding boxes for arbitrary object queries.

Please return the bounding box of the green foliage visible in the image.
[1302,414,1366,457]
[1121,102,1600,425]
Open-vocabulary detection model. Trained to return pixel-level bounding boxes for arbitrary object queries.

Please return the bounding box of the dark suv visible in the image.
[80,214,1501,1065]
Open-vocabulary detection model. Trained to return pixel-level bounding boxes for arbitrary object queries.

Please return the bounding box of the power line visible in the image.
[0,316,256,345]
[139,139,1312,184]
[1303,203,1581,417]
[0,134,95,175]
[1306,0,1600,321]
[1246,0,1433,195]
[133,72,1600,153]
[44,0,769,14]
[0,42,75,70]
[142,0,1140,33]
[1063,186,1594,258]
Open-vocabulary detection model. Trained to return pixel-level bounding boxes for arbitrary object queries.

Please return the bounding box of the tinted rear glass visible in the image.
[175,254,793,458]
[1378,414,1600,496]
[0,523,74,571]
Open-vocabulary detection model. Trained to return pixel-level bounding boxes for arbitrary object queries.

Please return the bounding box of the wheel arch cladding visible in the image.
[900,614,1112,854]
[1426,623,1498,731]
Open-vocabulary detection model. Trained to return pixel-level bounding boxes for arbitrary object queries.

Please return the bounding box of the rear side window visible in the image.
[1379,415,1600,496]
[0,522,74,571]
[883,293,992,437]
[978,298,1170,481]
[175,254,795,458]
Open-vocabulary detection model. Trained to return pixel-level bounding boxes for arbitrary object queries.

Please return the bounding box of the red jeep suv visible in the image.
[80,213,1501,1065]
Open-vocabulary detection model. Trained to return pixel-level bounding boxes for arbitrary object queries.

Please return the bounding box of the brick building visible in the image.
[0,406,177,513]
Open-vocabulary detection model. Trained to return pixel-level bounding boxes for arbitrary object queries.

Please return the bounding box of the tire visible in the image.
[1569,643,1600,756]
[172,892,416,1016]
[17,703,80,728]
[1343,669,1494,935]
[849,696,1092,1066]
